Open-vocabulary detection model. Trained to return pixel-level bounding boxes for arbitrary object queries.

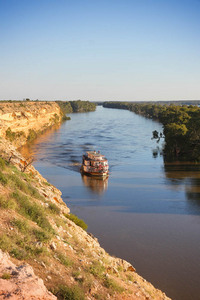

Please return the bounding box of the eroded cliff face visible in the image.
[0,101,62,148]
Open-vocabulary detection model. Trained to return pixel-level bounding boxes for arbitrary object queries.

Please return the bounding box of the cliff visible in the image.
[0,101,170,300]
[0,101,62,148]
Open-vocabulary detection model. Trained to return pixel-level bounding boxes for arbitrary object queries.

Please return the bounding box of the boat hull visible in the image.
[81,167,109,178]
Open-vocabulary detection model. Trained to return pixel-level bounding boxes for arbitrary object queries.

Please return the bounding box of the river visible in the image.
[21,106,200,300]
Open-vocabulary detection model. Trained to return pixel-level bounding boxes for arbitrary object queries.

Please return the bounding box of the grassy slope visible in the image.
[0,139,169,299]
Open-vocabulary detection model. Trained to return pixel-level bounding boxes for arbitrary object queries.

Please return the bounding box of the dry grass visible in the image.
[0,155,169,300]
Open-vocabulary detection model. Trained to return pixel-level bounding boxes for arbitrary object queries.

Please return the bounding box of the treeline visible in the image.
[57,100,96,116]
[103,101,200,161]
[0,99,96,114]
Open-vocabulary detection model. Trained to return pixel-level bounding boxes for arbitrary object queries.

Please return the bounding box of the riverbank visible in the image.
[0,101,170,299]
[0,101,63,148]
[103,101,200,161]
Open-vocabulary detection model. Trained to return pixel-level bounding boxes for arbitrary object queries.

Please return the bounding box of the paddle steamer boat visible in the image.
[81,151,109,177]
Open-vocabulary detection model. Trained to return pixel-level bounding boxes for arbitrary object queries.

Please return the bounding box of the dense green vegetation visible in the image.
[64,213,88,231]
[6,127,25,142]
[69,100,96,112]
[103,101,200,161]
[57,100,96,118]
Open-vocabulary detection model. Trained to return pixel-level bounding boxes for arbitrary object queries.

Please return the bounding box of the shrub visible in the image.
[0,196,16,210]
[10,164,21,174]
[8,174,28,193]
[48,202,61,214]
[6,127,16,141]
[31,246,48,256]
[0,231,46,260]
[52,284,85,300]
[12,219,30,233]
[0,234,11,251]
[0,171,8,186]
[9,171,44,200]
[27,184,44,200]
[126,273,134,281]
[1,273,11,279]
[10,247,27,260]
[43,181,51,186]
[65,214,88,231]
[0,157,6,170]
[62,115,71,121]
[12,191,54,233]
[15,237,48,259]
[53,113,60,123]
[72,271,84,283]
[56,252,73,267]
[27,129,37,142]
[33,229,51,242]
[27,204,53,231]
[88,261,105,279]
[103,277,124,293]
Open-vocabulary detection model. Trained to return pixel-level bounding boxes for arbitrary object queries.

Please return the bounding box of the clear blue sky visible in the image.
[0,0,200,101]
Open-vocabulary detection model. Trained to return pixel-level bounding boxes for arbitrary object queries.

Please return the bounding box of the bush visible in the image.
[33,229,51,242]
[5,128,25,142]
[27,129,37,142]
[65,214,88,231]
[43,181,51,186]
[103,277,124,293]
[27,184,44,200]
[53,113,60,123]
[0,171,8,185]
[0,157,6,170]
[1,273,11,280]
[12,219,30,233]
[8,173,44,200]
[8,174,28,193]
[52,284,85,300]
[88,261,105,279]
[12,191,54,233]
[0,195,16,210]
[6,127,16,142]
[48,202,61,214]
[56,252,73,267]
[0,234,11,251]
[10,247,27,260]
[62,115,71,121]
[0,230,48,260]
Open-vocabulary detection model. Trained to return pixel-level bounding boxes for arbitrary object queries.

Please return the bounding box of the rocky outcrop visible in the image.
[0,250,56,300]
[0,101,62,147]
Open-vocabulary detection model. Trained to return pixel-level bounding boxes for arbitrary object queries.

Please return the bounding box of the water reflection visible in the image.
[164,163,200,213]
[81,175,108,194]
[185,178,200,209]
[152,146,163,158]
[20,125,61,160]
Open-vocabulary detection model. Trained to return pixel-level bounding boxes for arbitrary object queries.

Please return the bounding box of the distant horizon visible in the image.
[1,1,200,101]
[1,98,200,103]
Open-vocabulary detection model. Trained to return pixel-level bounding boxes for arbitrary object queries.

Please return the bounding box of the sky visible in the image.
[0,0,200,101]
